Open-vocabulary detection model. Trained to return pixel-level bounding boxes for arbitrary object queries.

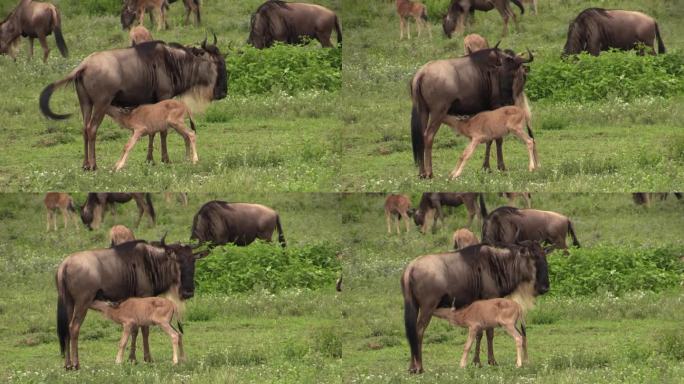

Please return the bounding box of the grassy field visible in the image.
[340,193,684,383]
[0,0,341,192]
[0,193,345,383]
[340,0,684,192]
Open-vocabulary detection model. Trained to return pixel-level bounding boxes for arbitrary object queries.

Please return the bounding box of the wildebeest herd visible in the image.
[0,0,341,171]
[397,0,667,179]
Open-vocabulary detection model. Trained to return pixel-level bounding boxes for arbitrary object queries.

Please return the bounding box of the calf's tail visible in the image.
[421,7,428,21]
[145,193,156,225]
[568,219,580,247]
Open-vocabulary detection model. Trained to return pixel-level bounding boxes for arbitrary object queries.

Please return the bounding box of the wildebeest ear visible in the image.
[193,250,210,260]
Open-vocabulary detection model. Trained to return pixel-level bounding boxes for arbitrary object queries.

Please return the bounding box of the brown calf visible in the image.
[122,0,167,31]
[106,100,198,172]
[109,225,135,246]
[44,192,79,231]
[129,25,152,45]
[90,297,185,365]
[434,298,527,368]
[396,0,431,40]
[385,194,413,234]
[452,228,478,249]
[463,33,488,54]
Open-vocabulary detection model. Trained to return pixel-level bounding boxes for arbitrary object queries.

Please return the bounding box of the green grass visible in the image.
[0,0,341,192]
[340,0,684,191]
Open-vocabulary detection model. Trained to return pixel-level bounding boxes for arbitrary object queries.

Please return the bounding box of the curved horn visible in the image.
[160,231,168,246]
[521,48,534,63]
[201,33,207,48]
[212,32,217,46]
[494,40,501,49]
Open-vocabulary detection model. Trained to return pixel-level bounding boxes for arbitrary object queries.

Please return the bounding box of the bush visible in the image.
[195,242,341,294]
[227,43,341,96]
[548,247,684,297]
[527,51,684,102]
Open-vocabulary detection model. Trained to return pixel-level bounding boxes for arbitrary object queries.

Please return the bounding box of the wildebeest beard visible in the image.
[248,0,298,48]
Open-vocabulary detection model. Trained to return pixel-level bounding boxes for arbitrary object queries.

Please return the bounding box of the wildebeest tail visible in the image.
[275,214,286,247]
[50,7,68,58]
[421,7,428,21]
[56,266,69,356]
[145,193,156,225]
[655,22,666,54]
[402,267,420,362]
[410,74,427,168]
[40,66,86,120]
[568,219,580,248]
[67,198,76,213]
[334,15,342,44]
[511,0,524,14]
[479,194,488,218]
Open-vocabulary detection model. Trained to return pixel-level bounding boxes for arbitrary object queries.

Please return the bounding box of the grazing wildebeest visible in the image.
[121,0,168,31]
[129,25,152,46]
[0,0,67,63]
[90,297,185,364]
[413,193,480,233]
[442,105,538,179]
[39,37,227,171]
[444,298,527,367]
[410,46,532,178]
[248,0,342,48]
[396,0,431,40]
[109,225,135,246]
[443,0,524,38]
[632,192,682,206]
[106,99,198,171]
[463,33,488,54]
[80,193,156,230]
[562,8,665,56]
[452,228,478,249]
[401,241,549,373]
[385,194,414,234]
[44,192,79,231]
[56,236,209,369]
[480,195,580,251]
[168,0,201,26]
[190,201,286,247]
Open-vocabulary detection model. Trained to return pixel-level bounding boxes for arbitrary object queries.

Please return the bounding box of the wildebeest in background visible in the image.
[40,38,227,170]
[632,192,682,207]
[121,0,168,31]
[463,33,488,54]
[80,193,156,230]
[56,235,209,369]
[44,192,79,231]
[191,200,286,247]
[129,25,152,46]
[248,0,342,48]
[385,194,414,234]
[396,0,431,40]
[109,224,135,246]
[410,47,532,178]
[451,228,478,249]
[443,0,524,38]
[562,8,665,56]
[164,192,189,206]
[414,192,480,233]
[521,0,536,15]
[480,195,580,251]
[401,241,549,373]
[168,0,201,26]
[503,192,532,208]
[0,0,67,63]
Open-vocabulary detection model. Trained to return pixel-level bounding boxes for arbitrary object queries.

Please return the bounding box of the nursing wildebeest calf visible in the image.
[413,192,480,233]
[410,47,532,178]
[443,0,524,38]
[39,38,227,171]
[0,0,68,63]
[563,8,665,56]
[480,195,580,251]
[248,0,342,48]
[402,241,549,373]
[80,193,155,230]
[191,200,286,247]
[56,236,209,369]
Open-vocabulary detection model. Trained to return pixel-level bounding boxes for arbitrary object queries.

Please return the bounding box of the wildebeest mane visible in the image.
[248,0,298,48]
[482,206,523,243]
[564,8,612,55]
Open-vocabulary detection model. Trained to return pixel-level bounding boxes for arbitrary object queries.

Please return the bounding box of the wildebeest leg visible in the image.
[460,328,478,368]
[114,130,143,171]
[128,326,139,362]
[385,210,392,234]
[27,37,34,60]
[413,305,436,373]
[146,134,155,163]
[449,139,481,179]
[61,207,69,229]
[401,212,411,233]
[423,109,447,178]
[485,328,497,365]
[62,300,74,369]
[159,131,170,163]
[86,105,108,171]
[141,326,152,362]
[38,34,50,63]
[472,330,483,366]
[316,29,333,47]
[68,302,89,370]
[495,138,506,171]
[482,141,492,171]
[75,83,93,170]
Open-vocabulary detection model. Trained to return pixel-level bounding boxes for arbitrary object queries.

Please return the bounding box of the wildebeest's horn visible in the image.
[160,231,168,246]
[494,41,501,49]
[212,32,217,46]
[521,48,534,63]
[201,33,207,48]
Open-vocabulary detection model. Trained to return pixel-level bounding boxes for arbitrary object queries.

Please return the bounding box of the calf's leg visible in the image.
[115,130,143,171]
[460,328,478,368]
[449,139,481,179]
[116,324,134,364]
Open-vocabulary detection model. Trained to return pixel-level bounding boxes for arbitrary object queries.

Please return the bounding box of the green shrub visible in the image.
[527,51,684,102]
[195,242,341,294]
[548,247,684,296]
[227,43,341,96]
[657,329,684,361]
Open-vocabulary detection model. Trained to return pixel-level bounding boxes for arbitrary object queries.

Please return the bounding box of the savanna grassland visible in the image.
[0,193,344,383]
[340,193,684,383]
[340,0,684,192]
[0,0,341,192]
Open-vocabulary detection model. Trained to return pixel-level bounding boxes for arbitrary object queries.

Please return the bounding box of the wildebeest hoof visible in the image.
[144,356,153,363]
[408,367,424,374]
[488,359,498,366]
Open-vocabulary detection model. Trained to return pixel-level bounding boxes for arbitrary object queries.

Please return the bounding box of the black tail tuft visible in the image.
[411,106,424,167]
[568,219,580,248]
[511,0,525,14]
[40,84,71,120]
[145,194,156,225]
[421,8,428,21]
[189,117,196,132]
[526,124,534,139]
[655,22,666,54]
[54,26,68,58]
[275,215,286,247]
[479,194,488,218]
[177,321,184,334]
[334,15,342,44]
[402,277,420,364]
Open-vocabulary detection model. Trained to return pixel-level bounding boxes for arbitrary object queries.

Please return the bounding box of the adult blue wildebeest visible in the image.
[479,195,580,250]
[80,193,155,230]
[410,46,532,178]
[442,0,524,38]
[563,8,665,56]
[402,240,549,373]
[0,0,68,63]
[248,0,342,48]
[413,192,480,233]
[39,37,227,171]
[56,235,209,369]
[191,200,286,247]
